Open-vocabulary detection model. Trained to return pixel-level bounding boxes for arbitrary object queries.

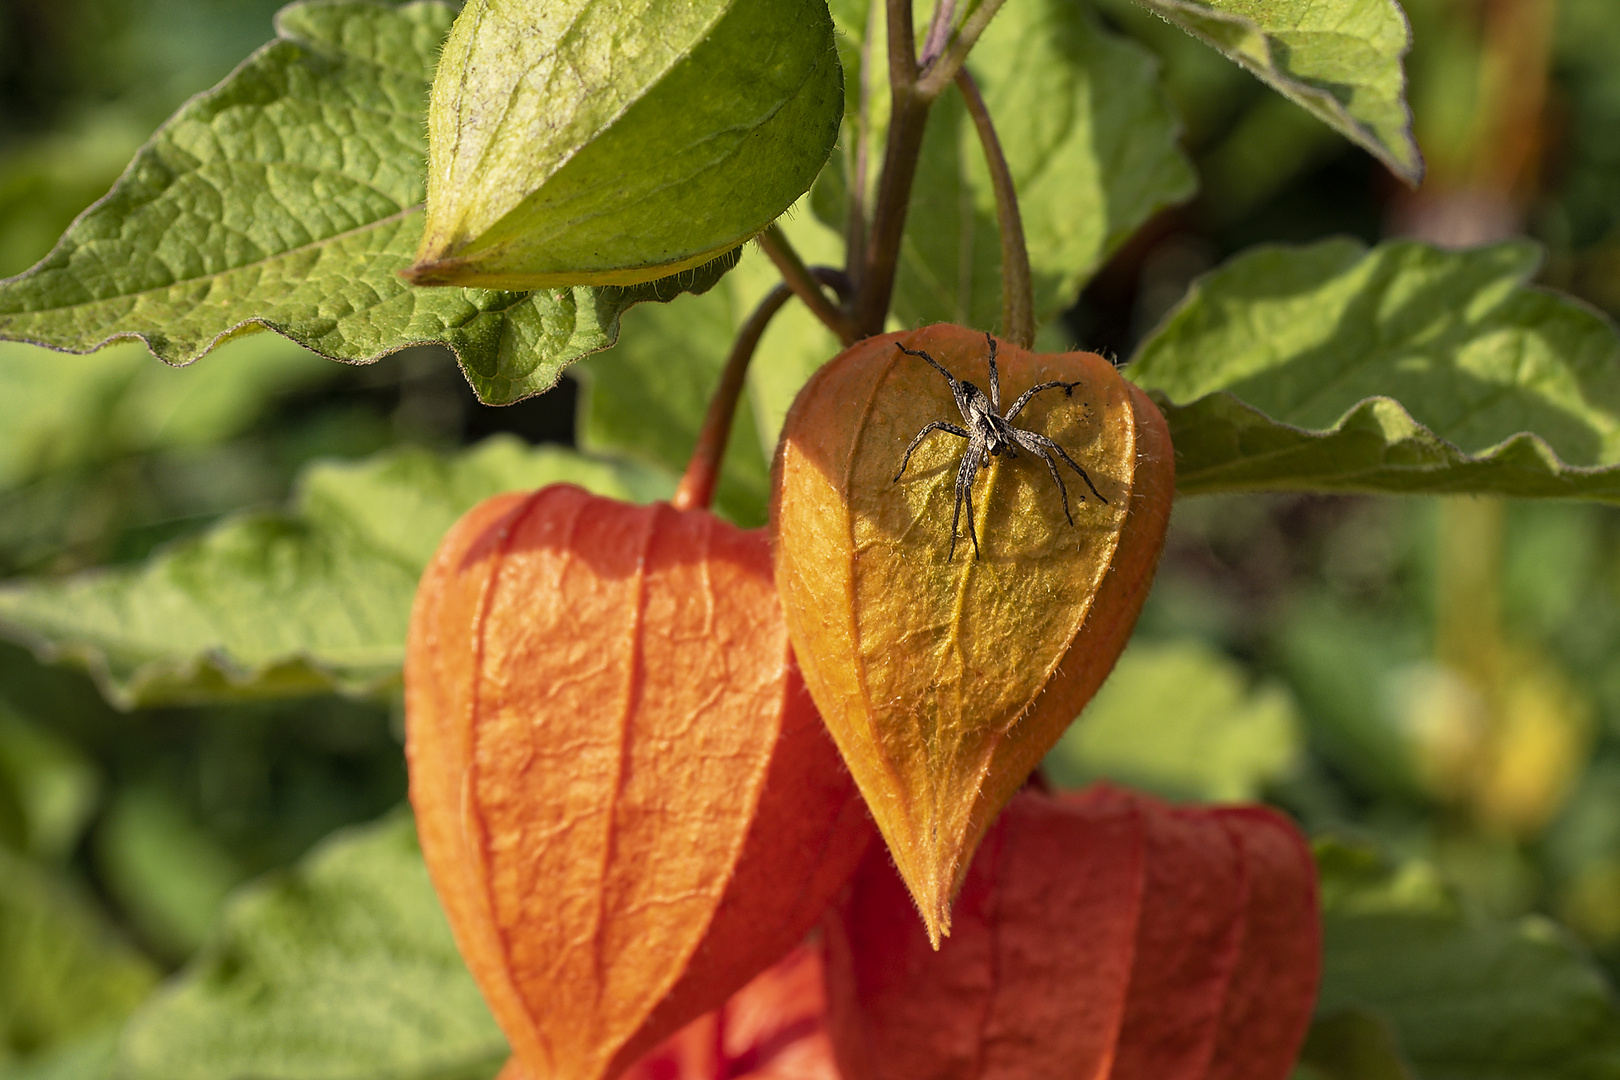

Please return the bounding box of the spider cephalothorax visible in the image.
[893,332,1106,560]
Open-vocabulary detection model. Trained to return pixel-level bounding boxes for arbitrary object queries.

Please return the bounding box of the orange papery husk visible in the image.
[406,485,874,1080]
[772,325,1175,941]
[824,790,1149,1080]
[612,941,841,1080]
[1206,806,1322,1080]
[824,787,1321,1080]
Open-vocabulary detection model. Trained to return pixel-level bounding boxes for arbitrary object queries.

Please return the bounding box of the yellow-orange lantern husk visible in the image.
[406,485,873,1080]
[772,325,1175,940]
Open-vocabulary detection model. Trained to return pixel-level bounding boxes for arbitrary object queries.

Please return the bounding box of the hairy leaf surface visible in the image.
[411,0,842,287]
[118,812,507,1080]
[0,438,668,707]
[1128,0,1422,183]
[1131,240,1620,499]
[0,1,735,406]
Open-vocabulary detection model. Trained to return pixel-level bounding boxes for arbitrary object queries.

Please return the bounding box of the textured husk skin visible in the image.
[825,787,1321,1080]
[406,486,872,1080]
[771,325,1175,940]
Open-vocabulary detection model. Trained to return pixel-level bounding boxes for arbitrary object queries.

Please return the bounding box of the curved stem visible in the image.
[673,284,794,512]
[758,225,859,344]
[956,69,1032,346]
[673,268,850,512]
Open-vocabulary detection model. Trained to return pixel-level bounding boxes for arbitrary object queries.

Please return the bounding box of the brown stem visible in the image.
[916,0,1008,99]
[758,225,859,344]
[673,285,794,512]
[956,69,1032,346]
[855,94,930,335]
[852,0,932,335]
[672,269,851,512]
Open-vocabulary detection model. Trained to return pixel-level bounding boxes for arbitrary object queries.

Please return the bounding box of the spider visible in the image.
[892,332,1106,560]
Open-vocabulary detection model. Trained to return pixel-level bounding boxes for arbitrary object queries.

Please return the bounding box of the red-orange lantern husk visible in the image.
[825,786,1320,1080]
[406,485,873,1080]
[617,941,839,1080]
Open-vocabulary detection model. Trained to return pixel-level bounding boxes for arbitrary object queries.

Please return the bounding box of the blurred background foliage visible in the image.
[2,0,1620,1074]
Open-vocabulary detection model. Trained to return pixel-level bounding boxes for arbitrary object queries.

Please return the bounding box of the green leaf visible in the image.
[117,811,506,1080]
[94,786,247,962]
[0,705,98,863]
[0,334,335,490]
[815,0,1193,333]
[0,850,157,1067]
[573,289,772,527]
[1315,838,1620,1079]
[1044,638,1302,802]
[0,437,670,707]
[0,0,739,407]
[410,0,842,289]
[1129,239,1620,499]
[1127,0,1422,184]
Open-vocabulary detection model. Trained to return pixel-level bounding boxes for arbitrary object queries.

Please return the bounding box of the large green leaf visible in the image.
[1130,239,1620,499]
[1044,638,1302,801]
[1313,839,1620,1080]
[0,0,737,407]
[0,850,157,1069]
[117,811,506,1080]
[410,0,842,288]
[1128,0,1422,184]
[0,437,670,707]
[815,0,1194,334]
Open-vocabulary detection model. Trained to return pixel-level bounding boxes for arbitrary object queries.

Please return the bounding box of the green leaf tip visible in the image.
[0,0,741,406]
[1131,238,1620,499]
[408,0,844,289]
[1130,0,1423,185]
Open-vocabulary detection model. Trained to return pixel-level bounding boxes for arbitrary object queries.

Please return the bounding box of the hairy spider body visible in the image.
[893,332,1106,560]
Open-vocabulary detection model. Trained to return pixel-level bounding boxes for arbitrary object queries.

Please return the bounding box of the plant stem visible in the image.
[919,0,958,67]
[673,284,793,512]
[758,225,859,344]
[916,0,1008,99]
[674,268,851,512]
[956,69,1032,347]
[853,0,932,335]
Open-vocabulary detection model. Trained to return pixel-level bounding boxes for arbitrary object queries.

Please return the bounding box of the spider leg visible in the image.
[952,443,985,560]
[984,332,1001,414]
[1011,427,1107,505]
[1003,380,1082,421]
[896,343,961,390]
[894,421,970,481]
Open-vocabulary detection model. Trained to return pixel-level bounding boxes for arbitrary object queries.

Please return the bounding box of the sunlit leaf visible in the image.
[1128,0,1422,184]
[410,0,842,288]
[117,812,506,1080]
[1131,239,1620,499]
[0,1,737,407]
[0,438,669,707]
[1044,638,1302,802]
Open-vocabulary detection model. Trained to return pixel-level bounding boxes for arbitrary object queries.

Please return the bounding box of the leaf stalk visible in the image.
[956,69,1033,347]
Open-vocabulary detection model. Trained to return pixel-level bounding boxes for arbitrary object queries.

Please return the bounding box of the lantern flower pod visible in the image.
[771,325,1175,941]
[824,786,1321,1080]
[405,486,873,1080]
[609,942,840,1080]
